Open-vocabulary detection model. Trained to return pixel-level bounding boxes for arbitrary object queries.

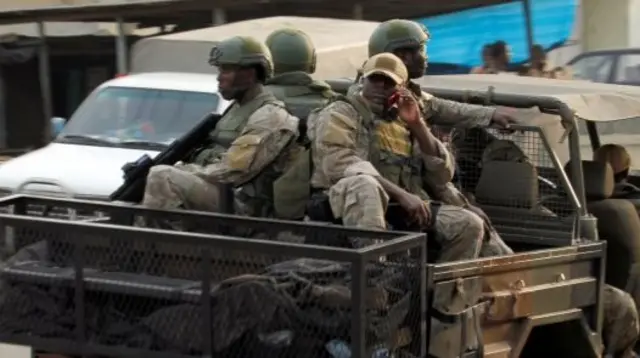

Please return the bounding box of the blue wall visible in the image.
[414,0,578,67]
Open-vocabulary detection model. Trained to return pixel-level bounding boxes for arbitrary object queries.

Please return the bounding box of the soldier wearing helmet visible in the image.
[264,28,336,120]
[354,19,517,129]
[141,36,301,218]
[310,52,486,261]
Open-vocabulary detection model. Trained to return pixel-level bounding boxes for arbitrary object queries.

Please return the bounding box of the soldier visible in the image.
[359,19,517,130]
[142,36,300,218]
[264,28,336,119]
[310,52,485,262]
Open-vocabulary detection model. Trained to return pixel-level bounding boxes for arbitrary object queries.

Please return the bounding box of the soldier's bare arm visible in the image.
[425,95,495,127]
[180,104,299,185]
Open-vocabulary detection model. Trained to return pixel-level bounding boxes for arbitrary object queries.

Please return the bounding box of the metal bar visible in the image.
[536,126,582,212]
[37,22,53,148]
[0,194,402,240]
[201,249,213,356]
[522,0,535,58]
[353,3,363,19]
[562,105,588,217]
[0,214,362,261]
[586,121,600,151]
[350,256,366,358]
[212,7,226,25]
[73,238,86,345]
[115,17,128,75]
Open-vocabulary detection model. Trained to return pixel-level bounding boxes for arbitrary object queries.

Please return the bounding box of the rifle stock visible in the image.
[109,113,222,203]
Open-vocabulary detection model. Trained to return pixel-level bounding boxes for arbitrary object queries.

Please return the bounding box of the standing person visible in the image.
[470,44,497,74]
[142,36,300,219]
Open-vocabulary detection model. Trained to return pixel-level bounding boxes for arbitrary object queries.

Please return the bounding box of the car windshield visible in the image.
[57,86,219,148]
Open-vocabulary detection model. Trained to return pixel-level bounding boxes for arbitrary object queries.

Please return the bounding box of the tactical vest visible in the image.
[194,91,288,218]
[273,94,428,220]
[267,84,333,120]
[355,97,429,201]
[193,91,280,165]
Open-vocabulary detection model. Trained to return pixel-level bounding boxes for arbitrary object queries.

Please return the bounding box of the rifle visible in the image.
[109,113,222,203]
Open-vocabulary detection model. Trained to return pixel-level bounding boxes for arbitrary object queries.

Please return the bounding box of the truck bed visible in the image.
[0,195,605,358]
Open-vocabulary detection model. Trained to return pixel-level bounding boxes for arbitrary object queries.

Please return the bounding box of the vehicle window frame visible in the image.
[613,52,640,83]
[58,86,220,148]
[569,53,616,83]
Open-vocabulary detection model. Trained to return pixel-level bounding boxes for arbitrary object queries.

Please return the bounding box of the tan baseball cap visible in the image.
[362,52,408,85]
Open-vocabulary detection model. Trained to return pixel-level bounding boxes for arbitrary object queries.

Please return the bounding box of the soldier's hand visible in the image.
[490,108,518,129]
[397,192,431,229]
[397,89,422,126]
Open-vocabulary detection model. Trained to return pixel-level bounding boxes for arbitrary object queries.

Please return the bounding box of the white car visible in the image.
[0,72,230,200]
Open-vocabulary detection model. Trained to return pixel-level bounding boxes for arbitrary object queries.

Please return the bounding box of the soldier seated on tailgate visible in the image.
[141,36,300,219]
[308,52,488,263]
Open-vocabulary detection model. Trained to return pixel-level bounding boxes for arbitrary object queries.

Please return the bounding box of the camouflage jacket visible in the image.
[310,93,455,200]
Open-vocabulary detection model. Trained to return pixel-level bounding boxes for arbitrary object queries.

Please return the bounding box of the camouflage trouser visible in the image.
[462,205,514,258]
[327,174,484,262]
[142,164,221,211]
[604,284,640,357]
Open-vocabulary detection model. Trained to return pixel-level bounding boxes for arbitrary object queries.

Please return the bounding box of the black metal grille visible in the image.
[0,195,426,358]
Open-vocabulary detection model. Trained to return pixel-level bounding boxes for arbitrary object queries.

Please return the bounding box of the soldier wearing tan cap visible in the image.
[307,52,487,262]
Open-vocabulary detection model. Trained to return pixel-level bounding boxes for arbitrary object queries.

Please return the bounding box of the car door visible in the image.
[611,52,640,86]
[567,53,616,83]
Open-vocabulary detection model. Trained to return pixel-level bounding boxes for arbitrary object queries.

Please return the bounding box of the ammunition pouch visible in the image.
[429,277,487,358]
[306,191,338,224]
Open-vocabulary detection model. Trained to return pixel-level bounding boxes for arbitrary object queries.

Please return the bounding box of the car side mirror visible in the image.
[50,117,66,138]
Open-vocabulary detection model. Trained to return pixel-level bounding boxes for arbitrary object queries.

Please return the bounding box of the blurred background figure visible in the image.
[519,44,573,79]
[470,44,497,74]
[489,40,511,73]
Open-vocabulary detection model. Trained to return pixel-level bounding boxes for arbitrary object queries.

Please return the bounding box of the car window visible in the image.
[569,55,615,82]
[614,53,640,82]
[60,87,219,146]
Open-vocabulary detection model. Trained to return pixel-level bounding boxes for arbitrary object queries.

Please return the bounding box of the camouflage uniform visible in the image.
[348,19,497,129]
[604,285,640,357]
[142,36,300,218]
[311,53,484,262]
[347,20,512,257]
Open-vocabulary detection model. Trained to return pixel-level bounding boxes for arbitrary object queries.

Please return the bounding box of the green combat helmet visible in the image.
[368,19,430,57]
[208,35,274,79]
[265,28,316,75]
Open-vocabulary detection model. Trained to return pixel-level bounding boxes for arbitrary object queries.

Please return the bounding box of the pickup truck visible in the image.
[2,74,637,357]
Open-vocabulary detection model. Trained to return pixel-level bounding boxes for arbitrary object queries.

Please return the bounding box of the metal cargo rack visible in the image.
[0,194,427,358]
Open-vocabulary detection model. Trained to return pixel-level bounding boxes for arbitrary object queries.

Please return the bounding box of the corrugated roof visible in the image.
[0,0,517,25]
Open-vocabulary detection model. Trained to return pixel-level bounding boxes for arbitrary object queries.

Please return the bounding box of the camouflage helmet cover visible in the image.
[209,35,274,78]
[368,19,430,57]
[265,28,317,74]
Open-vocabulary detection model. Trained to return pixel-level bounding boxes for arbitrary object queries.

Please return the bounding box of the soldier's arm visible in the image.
[424,93,495,127]
[315,102,380,183]
[183,104,299,185]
